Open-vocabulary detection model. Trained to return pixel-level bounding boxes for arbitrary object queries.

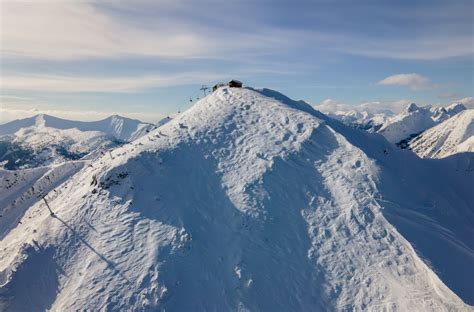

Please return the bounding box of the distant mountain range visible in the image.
[0,87,472,310]
[327,102,470,152]
[377,103,466,145]
[0,114,160,169]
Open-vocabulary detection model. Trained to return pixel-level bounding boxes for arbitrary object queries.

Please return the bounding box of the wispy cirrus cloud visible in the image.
[1,1,472,61]
[377,73,436,91]
[455,96,474,108]
[0,0,472,120]
[0,72,225,93]
[0,0,296,61]
[1,0,199,60]
[314,98,413,114]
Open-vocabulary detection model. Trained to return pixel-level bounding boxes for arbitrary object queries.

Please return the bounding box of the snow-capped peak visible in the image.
[0,114,157,169]
[377,101,467,144]
[405,102,420,113]
[0,114,155,142]
[445,102,467,115]
[409,109,474,158]
[0,87,472,310]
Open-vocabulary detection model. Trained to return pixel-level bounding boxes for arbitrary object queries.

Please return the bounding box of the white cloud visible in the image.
[1,1,472,61]
[0,72,224,92]
[0,1,211,60]
[314,98,413,114]
[342,36,473,60]
[377,73,435,91]
[313,99,353,112]
[455,97,474,109]
[0,1,286,60]
[357,99,413,113]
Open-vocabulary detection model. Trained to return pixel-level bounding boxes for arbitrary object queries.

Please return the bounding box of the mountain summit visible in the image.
[0,114,156,142]
[0,114,157,169]
[0,87,472,310]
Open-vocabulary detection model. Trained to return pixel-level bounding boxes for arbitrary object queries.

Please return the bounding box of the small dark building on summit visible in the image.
[228,80,243,88]
[213,80,243,92]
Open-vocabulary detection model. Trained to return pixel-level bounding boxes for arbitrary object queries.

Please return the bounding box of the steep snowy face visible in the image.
[406,103,419,113]
[430,103,467,123]
[378,104,436,144]
[409,109,474,158]
[0,88,472,311]
[98,115,156,142]
[445,103,467,116]
[378,103,467,145]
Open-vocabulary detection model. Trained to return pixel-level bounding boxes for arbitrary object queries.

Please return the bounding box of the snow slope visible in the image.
[0,161,86,240]
[378,104,437,144]
[0,87,472,311]
[378,103,466,144]
[409,109,474,158]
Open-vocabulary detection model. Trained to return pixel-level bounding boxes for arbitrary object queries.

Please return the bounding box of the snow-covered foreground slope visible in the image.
[0,161,86,239]
[378,103,466,144]
[0,114,157,169]
[409,109,474,158]
[0,88,472,311]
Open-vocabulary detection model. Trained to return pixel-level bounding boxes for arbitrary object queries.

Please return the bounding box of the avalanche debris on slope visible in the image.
[0,87,472,311]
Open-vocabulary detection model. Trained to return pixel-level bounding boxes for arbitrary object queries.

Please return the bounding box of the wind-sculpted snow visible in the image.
[0,161,86,240]
[0,87,472,311]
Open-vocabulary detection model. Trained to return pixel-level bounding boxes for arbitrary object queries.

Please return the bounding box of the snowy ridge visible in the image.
[0,87,472,310]
[0,114,157,169]
[0,114,156,142]
[378,103,466,144]
[409,109,474,158]
[327,110,390,132]
[378,104,437,144]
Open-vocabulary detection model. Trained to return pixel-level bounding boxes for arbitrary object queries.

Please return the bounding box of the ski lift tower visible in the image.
[200,85,209,97]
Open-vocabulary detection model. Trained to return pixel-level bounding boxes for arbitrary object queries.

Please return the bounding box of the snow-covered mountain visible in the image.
[377,103,466,145]
[327,102,468,148]
[409,109,474,158]
[0,114,156,169]
[328,110,392,132]
[0,114,156,142]
[0,87,472,310]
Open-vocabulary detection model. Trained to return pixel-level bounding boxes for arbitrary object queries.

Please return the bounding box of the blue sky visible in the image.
[1,0,473,122]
